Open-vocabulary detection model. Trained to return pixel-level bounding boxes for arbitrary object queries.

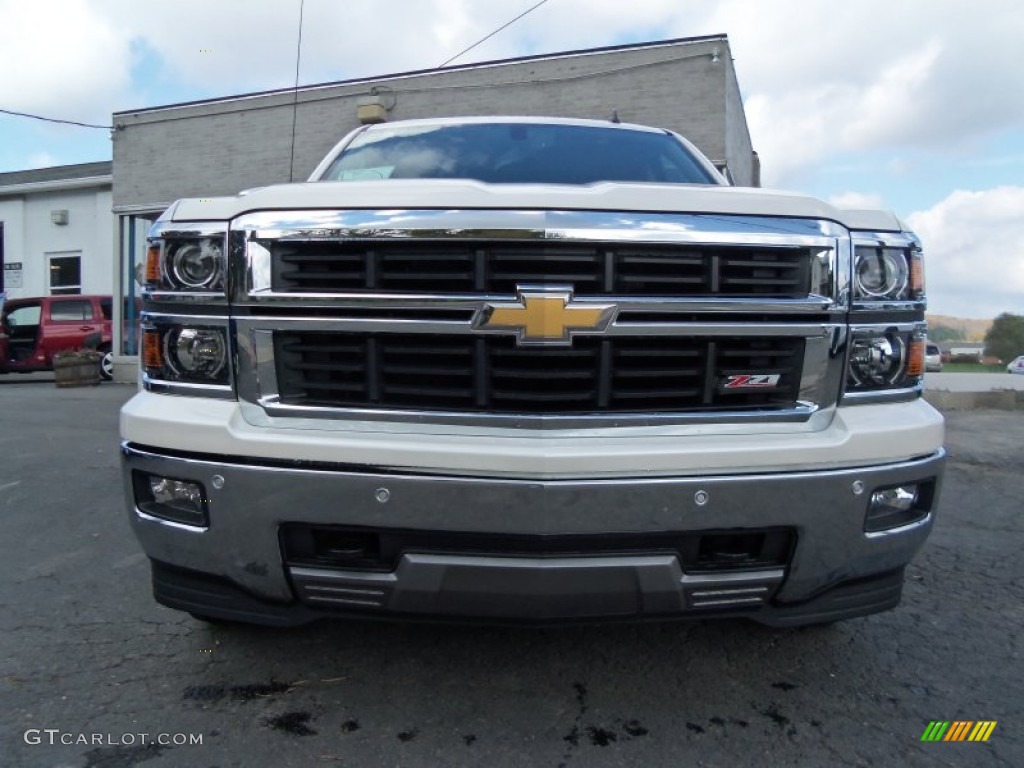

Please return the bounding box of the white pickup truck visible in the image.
[121,116,944,626]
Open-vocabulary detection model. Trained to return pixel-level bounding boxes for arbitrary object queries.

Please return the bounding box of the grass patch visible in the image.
[940,363,1005,373]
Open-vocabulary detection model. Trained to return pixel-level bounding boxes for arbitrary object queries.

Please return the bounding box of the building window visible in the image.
[49,253,82,295]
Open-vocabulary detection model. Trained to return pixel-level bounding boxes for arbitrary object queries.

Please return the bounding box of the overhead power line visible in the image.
[288,0,306,182]
[0,107,112,130]
[438,0,552,69]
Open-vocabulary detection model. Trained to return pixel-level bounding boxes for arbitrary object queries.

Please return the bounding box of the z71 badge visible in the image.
[723,374,782,389]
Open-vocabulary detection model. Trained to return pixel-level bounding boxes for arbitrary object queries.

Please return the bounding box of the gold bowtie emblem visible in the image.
[474,287,617,346]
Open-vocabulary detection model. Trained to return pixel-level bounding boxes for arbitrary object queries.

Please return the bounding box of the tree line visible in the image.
[984,313,1024,362]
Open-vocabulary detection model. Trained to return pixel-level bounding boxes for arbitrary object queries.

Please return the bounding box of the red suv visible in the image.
[0,294,114,380]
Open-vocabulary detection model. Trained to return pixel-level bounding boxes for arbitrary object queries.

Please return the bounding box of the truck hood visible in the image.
[165,180,905,233]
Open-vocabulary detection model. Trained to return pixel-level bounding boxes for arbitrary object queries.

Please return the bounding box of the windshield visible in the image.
[319,123,718,185]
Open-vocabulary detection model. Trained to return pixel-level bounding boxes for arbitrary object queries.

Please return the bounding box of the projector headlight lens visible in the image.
[169,239,223,290]
[165,328,227,380]
[854,247,909,300]
[849,333,907,388]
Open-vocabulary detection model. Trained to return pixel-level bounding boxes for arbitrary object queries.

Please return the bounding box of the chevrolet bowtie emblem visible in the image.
[473,286,617,346]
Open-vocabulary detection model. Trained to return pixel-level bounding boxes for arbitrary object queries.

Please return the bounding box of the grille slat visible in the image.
[383,385,475,398]
[274,333,804,414]
[618,275,706,284]
[722,278,801,286]
[613,388,703,399]
[270,241,812,297]
[491,390,598,403]
[614,368,702,378]
[302,381,368,394]
[491,368,594,380]
[382,365,472,376]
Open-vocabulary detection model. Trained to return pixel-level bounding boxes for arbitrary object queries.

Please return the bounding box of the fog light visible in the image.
[865,484,925,532]
[872,486,917,512]
[134,472,209,527]
[151,477,203,506]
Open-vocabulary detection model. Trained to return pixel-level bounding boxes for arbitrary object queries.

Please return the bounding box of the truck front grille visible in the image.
[271,241,812,298]
[273,332,805,414]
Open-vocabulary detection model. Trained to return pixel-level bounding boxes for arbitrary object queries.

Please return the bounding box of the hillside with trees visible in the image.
[925,315,993,343]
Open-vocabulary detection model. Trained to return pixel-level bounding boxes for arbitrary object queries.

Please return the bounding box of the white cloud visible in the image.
[0,0,133,124]
[703,0,1024,185]
[27,151,58,168]
[906,187,1024,318]
[839,41,943,149]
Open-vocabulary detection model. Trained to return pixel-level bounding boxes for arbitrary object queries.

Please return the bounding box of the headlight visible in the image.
[165,328,227,380]
[145,228,227,293]
[846,328,925,393]
[169,240,223,289]
[853,243,924,303]
[855,247,908,299]
[143,325,230,385]
[849,334,907,387]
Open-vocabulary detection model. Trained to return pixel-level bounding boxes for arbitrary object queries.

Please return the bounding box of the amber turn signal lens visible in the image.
[145,245,162,285]
[142,329,164,370]
[906,339,925,377]
[909,252,924,295]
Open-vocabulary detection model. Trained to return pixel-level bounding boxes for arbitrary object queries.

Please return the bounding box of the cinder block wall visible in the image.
[112,37,751,210]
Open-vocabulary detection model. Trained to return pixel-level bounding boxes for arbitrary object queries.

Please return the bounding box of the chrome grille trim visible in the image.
[234,319,843,430]
[229,209,851,429]
[271,332,807,415]
[236,209,845,308]
[271,241,814,298]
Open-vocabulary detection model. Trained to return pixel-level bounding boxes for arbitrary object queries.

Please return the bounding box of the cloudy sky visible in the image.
[1,0,1021,318]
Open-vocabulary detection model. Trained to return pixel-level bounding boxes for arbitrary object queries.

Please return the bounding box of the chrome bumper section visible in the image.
[124,443,944,625]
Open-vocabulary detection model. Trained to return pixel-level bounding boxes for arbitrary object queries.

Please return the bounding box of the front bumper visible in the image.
[122,443,944,626]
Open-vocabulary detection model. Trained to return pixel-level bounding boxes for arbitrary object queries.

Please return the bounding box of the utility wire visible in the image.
[438,0,551,68]
[0,107,111,130]
[288,0,306,182]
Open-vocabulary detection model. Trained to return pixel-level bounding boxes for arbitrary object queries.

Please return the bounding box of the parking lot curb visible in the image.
[924,388,1024,411]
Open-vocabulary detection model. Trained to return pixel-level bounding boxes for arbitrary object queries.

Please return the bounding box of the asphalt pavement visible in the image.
[0,382,1021,767]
